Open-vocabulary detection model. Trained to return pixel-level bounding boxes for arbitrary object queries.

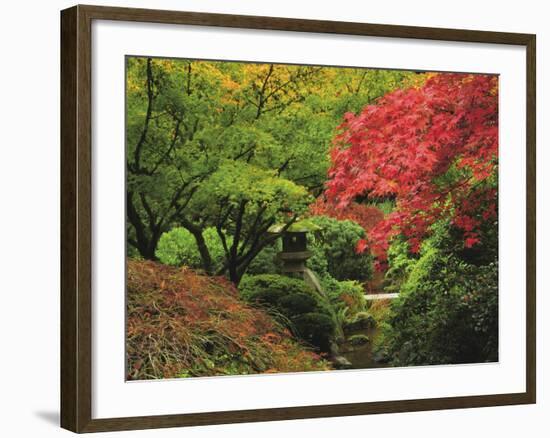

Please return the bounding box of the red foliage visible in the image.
[309,197,384,232]
[325,73,498,262]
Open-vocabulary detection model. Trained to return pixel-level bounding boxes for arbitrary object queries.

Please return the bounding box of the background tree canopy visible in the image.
[126,57,414,283]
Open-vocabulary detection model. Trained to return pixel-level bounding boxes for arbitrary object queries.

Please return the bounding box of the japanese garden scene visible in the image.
[126,57,499,380]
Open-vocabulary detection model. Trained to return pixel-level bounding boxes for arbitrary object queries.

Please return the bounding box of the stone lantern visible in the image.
[268,220,320,279]
[279,230,312,276]
[269,220,352,369]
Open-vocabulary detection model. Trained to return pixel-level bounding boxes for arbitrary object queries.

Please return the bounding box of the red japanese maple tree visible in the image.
[324,73,498,265]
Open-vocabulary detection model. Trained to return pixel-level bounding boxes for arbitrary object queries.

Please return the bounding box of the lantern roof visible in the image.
[268,218,322,234]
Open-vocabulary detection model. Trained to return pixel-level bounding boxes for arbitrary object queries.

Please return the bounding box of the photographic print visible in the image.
[125,57,499,380]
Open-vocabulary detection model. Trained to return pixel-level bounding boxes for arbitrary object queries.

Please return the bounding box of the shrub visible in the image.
[239,274,336,351]
[322,276,366,318]
[366,299,392,324]
[384,238,415,293]
[155,227,231,272]
[126,260,330,379]
[246,241,282,275]
[308,216,374,282]
[292,313,336,351]
[239,274,304,303]
[377,220,498,366]
[156,227,200,267]
[307,243,330,279]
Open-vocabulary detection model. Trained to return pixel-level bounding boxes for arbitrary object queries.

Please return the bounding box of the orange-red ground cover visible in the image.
[127,260,331,379]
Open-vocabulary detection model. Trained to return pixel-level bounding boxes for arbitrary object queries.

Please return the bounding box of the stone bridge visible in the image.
[364,292,399,301]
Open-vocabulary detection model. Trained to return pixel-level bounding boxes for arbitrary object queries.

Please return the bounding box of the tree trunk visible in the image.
[193,231,214,275]
[180,218,214,275]
[135,238,158,261]
[228,261,239,285]
[127,192,161,260]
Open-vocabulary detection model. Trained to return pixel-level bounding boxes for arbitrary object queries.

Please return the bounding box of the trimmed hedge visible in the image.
[239,274,336,351]
[308,216,373,282]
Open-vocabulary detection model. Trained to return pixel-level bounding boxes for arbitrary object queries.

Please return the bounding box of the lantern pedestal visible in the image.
[277,250,313,275]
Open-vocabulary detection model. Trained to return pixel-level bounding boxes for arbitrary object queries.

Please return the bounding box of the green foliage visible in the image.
[292,313,335,351]
[365,299,392,326]
[127,244,143,259]
[366,199,395,216]
[384,238,415,292]
[239,274,336,351]
[377,220,498,366]
[126,57,414,277]
[155,227,231,272]
[194,161,312,218]
[318,277,367,339]
[307,244,330,279]
[156,227,200,267]
[245,241,282,275]
[322,277,366,318]
[308,216,374,282]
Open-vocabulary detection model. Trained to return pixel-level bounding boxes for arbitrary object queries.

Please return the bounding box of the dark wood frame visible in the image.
[61,4,536,433]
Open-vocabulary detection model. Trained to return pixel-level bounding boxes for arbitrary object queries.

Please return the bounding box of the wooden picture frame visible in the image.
[61,4,536,433]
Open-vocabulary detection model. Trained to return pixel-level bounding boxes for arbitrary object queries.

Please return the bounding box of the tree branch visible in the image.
[133,58,154,171]
[255,64,274,119]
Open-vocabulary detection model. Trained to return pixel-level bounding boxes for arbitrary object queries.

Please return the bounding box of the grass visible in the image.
[126,259,331,380]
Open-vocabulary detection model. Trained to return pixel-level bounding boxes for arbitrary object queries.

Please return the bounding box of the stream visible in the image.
[339,326,386,369]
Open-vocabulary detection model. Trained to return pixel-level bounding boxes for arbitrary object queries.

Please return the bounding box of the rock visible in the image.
[348,334,370,346]
[373,350,390,364]
[332,355,353,369]
[398,341,413,364]
[344,312,376,331]
[329,341,340,356]
[329,341,353,369]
